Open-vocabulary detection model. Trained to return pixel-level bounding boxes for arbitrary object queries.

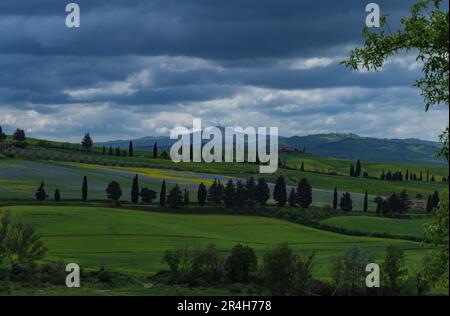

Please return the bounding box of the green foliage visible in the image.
[381,245,407,295]
[159,180,166,207]
[139,187,157,203]
[223,179,235,208]
[197,182,207,206]
[273,176,287,207]
[261,243,297,295]
[167,185,184,208]
[82,176,88,201]
[329,246,372,296]
[224,244,257,283]
[255,178,270,207]
[106,181,122,204]
[424,189,449,289]
[207,179,224,206]
[131,174,139,204]
[342,0,449,160]
[81,133,93,152]
[35,181,48,201]
[296,178,312,208]
[13,129,25,142]
[339,192,352,212]
[183,189,190,205]
[0,212,47,265]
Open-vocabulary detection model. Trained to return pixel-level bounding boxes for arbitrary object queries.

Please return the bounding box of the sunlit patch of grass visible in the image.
[0,179,35,192]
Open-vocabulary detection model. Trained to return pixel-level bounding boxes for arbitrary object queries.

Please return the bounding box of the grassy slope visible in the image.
[0,205,431,279]
[320,216,430,238]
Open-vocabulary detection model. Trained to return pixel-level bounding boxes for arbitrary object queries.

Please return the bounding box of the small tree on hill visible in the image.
[273,176,287,207]
[167,185,184,208]
[13,129,25,141]
[363,190,368,212]
[54,189,61,201]
[197,182,207,206]
[235,180,247,208]
[131,174,139,204]
[207,179,224,205]
[140,187,157,203]
[223,180,235,208]
[296,178,312,208]
[355,160,362,177]
[159,180,166,207]
[106,181,122,205]
[82,176,88,201]
[333,187,338,210]
[245,177,257,207]
[153,142,158,158]
[255,178,270,207]
[129,141,134,157]
[349,164,355,177]
[184,189,190,205]
[339,192,353,212]
[81,133,93,152]
[35,182,48,201]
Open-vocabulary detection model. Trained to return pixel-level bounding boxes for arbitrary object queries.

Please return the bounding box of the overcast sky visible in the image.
[0,0,448,142]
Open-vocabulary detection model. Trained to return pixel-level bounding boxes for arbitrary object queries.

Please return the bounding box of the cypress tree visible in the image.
[184,189,190,205]
[273,176,287,207]
[405,169,409,181]
[153,142,158,158]
[426,170,429,182]
[363,190,368,212]
[129,141,134,157]
[102,146,106,155]
[349,164,355,177]
[235,180,247,208]
[131,174,139,204]
[159,180,166,207]
[420,171,423,181]
[108,146,113,155]
[245,177,256,207]
[197,182,207,206]
[54,189,61,201]
[296,178,312,208]
[255,178,270,207]
[333,186,338,210]
[82,176,88,201]
[300,162,304,171]
[355,160,362,177]
[223,180,236,208]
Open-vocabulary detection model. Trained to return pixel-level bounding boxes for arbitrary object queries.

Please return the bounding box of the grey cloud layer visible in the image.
[0,0,447,141]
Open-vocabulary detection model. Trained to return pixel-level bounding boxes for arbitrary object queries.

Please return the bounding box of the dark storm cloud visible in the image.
[0,0,446,141]
[0,0,416,59]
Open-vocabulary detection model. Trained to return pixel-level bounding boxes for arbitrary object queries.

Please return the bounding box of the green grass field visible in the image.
[0,205,432,281]
[320,216,431,238]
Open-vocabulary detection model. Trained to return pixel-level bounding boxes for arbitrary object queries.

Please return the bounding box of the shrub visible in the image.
[225,244,257,283]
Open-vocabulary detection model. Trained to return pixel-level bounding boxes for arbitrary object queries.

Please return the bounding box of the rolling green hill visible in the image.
[320,216,430,239]
[0,205,431,279]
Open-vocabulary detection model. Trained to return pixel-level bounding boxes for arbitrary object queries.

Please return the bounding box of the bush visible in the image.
[225,244,257,283]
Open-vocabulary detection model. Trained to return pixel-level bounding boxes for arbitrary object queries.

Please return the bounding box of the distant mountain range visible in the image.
[96,133,445,165]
